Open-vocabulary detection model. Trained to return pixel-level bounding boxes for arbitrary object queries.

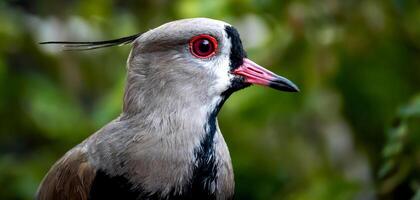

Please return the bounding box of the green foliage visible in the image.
[0,0,419,199]
[379,95,420,199]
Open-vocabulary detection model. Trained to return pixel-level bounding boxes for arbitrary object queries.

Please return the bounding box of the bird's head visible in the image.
[126,18,298,108]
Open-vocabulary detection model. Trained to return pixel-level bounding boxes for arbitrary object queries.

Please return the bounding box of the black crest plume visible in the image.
[39,33,141,51]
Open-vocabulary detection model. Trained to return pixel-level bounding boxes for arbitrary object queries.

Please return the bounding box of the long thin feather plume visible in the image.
[39,33,141,51]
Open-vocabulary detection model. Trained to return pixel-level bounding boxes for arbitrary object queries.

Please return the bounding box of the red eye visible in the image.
[189,34,218,58]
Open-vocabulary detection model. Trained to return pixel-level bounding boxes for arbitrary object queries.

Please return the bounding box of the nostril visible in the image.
[247,67,264,75]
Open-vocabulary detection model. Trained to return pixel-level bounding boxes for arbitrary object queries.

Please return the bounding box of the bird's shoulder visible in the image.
[36,147,96,200]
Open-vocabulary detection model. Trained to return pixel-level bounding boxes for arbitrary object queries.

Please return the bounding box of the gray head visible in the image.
[123,18,298,116]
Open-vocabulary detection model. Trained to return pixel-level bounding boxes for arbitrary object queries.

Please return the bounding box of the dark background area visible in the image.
[0,0,419,199]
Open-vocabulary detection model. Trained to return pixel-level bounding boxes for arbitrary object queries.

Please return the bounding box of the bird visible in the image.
[36,18,299,200]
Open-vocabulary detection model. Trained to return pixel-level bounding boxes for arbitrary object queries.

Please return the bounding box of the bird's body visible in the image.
[37,18,298,200]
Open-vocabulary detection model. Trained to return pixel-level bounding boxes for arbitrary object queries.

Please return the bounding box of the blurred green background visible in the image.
[0,0,419,199]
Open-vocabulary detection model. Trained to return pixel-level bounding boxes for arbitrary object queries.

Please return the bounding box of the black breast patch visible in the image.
[89,163,221,200]
[88,170,140,200]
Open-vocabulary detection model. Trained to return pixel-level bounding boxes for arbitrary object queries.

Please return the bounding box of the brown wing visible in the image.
[36,148,96,200]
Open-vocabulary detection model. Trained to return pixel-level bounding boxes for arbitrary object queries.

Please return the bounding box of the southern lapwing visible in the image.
[37,18,299,200]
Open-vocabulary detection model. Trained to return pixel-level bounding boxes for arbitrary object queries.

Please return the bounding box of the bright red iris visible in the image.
[189,35,218,58]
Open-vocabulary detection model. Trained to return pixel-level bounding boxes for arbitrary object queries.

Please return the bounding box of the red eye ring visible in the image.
[189,34,218,59]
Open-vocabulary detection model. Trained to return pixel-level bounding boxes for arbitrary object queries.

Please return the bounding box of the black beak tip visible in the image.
[289,83,300,92]
[269,79,300,93]
[288,85,300,92]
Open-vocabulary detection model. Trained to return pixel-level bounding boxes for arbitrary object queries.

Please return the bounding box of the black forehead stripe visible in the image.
[225,26,247,70]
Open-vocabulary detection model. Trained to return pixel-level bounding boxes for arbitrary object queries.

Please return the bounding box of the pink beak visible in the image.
[233,58,299,92]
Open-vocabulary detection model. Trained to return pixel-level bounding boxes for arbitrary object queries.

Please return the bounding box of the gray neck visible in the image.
[120,66,220,138]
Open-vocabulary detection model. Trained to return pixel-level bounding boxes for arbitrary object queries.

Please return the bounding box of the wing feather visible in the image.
[36,148,96,200]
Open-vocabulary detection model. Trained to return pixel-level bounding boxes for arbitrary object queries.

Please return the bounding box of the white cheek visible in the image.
[203,56,232,96]
[214,57,232,92]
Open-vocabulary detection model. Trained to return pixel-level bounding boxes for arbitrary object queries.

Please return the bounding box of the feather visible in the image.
[39,33,141,51]
[36,148,96,200]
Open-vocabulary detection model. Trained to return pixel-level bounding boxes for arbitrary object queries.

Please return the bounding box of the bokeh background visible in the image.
[1,0,420,199]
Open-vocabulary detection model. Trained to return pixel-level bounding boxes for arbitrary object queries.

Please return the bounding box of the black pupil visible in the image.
[198,39,211,54]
